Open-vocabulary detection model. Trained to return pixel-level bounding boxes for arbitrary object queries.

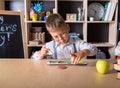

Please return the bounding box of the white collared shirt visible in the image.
[31,37,98,59]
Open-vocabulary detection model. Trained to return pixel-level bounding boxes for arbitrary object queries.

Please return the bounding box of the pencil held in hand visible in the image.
[47,49,53,55]
[42,45,53,55]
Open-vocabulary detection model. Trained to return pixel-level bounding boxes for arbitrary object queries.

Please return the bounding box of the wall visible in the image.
[5,1,24,12]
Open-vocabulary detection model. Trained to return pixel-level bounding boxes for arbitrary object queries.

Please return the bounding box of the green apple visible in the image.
[96,59,110,74]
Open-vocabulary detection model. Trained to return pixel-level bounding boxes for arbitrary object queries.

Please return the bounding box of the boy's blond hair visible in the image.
[46,14,67,32]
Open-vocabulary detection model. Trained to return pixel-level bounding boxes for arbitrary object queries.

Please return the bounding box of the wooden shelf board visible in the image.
[65,21,85,23]
[26,21,46,23]
[92,42,114,47]
[30,0,55,1]
[27,44,44,47]
[58,0,83,1]
[88,0,110,1]
[25,21,115,23]
[87,21,115,23]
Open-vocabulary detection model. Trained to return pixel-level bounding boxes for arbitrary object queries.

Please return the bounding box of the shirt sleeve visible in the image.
[31,41,54,60]
[31,51,41,60]
[115,41,120,56]
[79,40,98,56]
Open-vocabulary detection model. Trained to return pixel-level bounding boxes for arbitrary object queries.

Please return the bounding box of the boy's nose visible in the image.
[58,35,64,40]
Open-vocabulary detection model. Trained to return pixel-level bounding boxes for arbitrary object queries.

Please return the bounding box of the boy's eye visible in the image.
[52,31,68,39]
[54,36,58,39]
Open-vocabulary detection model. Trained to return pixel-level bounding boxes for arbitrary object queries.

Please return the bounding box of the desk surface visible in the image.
[0,59,119,88]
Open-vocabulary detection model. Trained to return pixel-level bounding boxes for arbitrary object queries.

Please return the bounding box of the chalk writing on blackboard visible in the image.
[0,15,17,46]
[0,10,25,58]
[0,15,3,24]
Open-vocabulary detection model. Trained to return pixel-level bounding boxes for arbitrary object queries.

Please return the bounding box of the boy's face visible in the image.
[49,27,69,44]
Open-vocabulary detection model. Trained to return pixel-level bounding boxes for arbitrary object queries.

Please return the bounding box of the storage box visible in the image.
[29,40,40,45]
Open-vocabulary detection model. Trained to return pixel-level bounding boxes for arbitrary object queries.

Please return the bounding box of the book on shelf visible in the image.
[101,2,109,21]
[104,2,112,21]
[107,2,117,21]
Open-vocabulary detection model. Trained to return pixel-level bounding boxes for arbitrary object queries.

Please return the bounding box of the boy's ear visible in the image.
[66,24,70,32]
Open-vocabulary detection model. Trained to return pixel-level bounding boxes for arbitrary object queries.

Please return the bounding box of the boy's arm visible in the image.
[79,49,90,56]
[31,50,52,60]
[79,41,98,56]
[31,51,41,60]
[31,45,49,60]
[87,44,98,56]
[74,49,90,58]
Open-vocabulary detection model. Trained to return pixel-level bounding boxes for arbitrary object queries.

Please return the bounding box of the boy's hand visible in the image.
[71,49,90,64]
[71,52,84,64]
[38,45,49,59]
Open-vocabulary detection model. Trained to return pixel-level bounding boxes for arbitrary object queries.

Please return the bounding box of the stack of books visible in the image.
[102,1,117,21]
[117,73,120,79]
[114,56,120,79]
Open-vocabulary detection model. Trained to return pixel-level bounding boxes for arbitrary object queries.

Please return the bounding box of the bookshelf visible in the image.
[0,0,118,59]
[0,0,4,10]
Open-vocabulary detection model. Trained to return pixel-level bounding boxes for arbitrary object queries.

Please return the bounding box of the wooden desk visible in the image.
[0,59,119,88]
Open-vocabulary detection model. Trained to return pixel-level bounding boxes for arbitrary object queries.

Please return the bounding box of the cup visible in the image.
[90,17,94,21]
[32,13,38,21]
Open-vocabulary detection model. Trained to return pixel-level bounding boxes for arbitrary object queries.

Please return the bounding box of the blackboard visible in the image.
[0,10,25,58]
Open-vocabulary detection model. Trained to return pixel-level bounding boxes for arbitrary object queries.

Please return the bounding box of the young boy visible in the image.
[32,13,97,64]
